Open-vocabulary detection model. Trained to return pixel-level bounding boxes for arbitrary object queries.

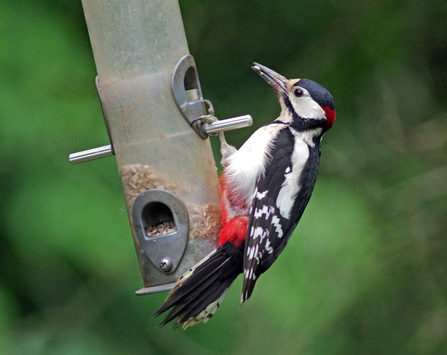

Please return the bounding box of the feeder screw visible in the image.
[159,258,173,272]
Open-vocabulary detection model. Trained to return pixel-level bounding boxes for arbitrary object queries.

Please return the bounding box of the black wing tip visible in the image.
[153,304,171,319]
[172,321,182,330]
[153,312,165,321]
[155,312,180,329]
[240,291,250,306]
[157,318,177,329]
[241,275,257,305]
[158,312,191,330]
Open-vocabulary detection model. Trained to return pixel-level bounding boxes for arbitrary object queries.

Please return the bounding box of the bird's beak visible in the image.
[252,63,288,95]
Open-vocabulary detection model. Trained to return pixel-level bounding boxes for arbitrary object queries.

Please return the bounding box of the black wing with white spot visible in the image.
[241,126,320,303]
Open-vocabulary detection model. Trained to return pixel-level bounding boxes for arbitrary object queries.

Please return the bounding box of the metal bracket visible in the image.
[69,56,253,163]
[171,54,253,139]
[132,189,189,274]
[171,54,208,138]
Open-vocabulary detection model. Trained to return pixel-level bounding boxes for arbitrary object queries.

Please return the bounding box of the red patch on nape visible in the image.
[322,106,336,128]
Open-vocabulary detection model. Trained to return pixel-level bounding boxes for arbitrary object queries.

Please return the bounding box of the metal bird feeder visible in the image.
[71,0,252,295]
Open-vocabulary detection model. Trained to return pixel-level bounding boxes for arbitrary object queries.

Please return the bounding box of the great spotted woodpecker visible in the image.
[154,63,336,328]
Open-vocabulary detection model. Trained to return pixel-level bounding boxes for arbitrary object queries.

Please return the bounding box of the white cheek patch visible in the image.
[292,95,326,120]
[275,138,309,219]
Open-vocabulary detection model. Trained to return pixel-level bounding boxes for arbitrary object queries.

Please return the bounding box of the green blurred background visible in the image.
[1,0,447,354]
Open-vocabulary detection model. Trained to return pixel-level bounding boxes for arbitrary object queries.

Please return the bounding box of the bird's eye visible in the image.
[294,88,303,97]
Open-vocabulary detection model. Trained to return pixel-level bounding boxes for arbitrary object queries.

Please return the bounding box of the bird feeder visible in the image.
[70,0,252,295]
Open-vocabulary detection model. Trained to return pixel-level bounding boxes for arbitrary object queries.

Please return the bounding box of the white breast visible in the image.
[224,124,281,205]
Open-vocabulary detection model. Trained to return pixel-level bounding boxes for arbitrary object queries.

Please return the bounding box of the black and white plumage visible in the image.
[154,62,336,328]
[241,125,322,302]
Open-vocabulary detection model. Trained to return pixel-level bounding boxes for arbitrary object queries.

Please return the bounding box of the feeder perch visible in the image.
[71,0,252,295]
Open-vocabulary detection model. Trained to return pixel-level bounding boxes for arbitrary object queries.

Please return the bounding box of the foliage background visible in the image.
[1,0,447,354]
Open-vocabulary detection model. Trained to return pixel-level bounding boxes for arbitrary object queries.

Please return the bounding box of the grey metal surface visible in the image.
[135,282,176,295]
[68,114,252,164]
[69,145,113,164]
[204,114,253,135]
[171,54,208,138]
[132,189,189,275]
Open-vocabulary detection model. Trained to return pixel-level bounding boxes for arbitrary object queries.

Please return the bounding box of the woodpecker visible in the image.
[154,63,336,329]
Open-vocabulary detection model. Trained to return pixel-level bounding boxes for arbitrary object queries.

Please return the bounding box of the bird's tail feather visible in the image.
[154,241,243,329]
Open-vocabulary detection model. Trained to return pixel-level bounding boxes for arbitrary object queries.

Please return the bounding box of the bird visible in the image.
[153,62,336,329]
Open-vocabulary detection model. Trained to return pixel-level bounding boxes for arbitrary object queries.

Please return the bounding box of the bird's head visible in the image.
[252,63,335,132]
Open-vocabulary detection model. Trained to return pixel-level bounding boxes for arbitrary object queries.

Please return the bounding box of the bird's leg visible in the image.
[219,131,237,166]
